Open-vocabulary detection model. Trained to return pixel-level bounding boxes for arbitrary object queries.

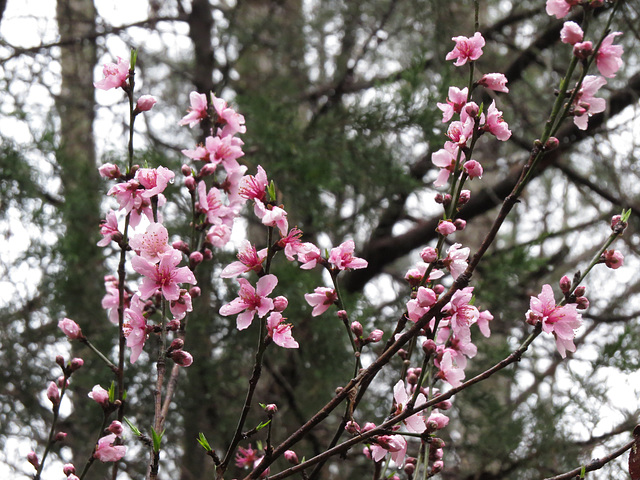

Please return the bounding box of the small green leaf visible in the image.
[477,102,484,117]
[622,208,632,223]
[122,390,127,401]
[267,181,276,202]
[108,381,116,403]
[580,465,586,478]
[255,419,271,432]
[123,417,141,437]
[197,432,212,452]
[130,49,138,70]
[151,427,165,453]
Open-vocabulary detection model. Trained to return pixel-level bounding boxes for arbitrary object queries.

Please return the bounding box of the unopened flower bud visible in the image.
[345,420,361,434]
[98,163,122,179]
[135,95,157,113]
[406,372,418,385]
[458,190,471,205]
[63,464,76,476]
[55,431,67,442]
[544,137,560,151]
[436,220,456,236]
[273,296,288,312]
[432,460,444,474]
[463,160,483,179]
[347,320,362,338]
[366,329,384,343]
[433,284,445,295]
[203,248,213,261]
[435,399,452,410]
[398,348,408,360]
[336,309,348,321]
[69,358,84,372]
[573,41,593,59]
[264,403,278,414]
[454,219,466,231]
[88,385,110,407]
[362,422,376,433]
[189,251,203,268]
[404,463,415,476]
[611,214,623,230]
[429,447,443,461]
[200,163,217,177]
[56,355,65,368]
[420,247,437,263]
[57,376,68,388]
[172,240,190,254]
[181,164,192,176]
[189,286,201,298]
[604,249,624,269]
[169,338,184,352]
[574,285,586,297]
[58,318,83,340]
[463,102,479,118]
[108,420,124,436]
[576,296,589,310]
[434,193,445,204]
[526,310,543,326]
[170,349,193,367]
[47,382,60,406]
[559,275,571,293]
[185,176,196,191]
[422,339,437,356]
[284,450,299,464]
[27,451,39,470]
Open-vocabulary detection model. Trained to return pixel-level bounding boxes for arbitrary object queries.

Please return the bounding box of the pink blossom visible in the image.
[437,350,465,387]
[98,210,121,247]
[197,181,227,224]
[447,118,474,146]
[206,223,233,248]
[426,412,449,431]
[221,240,267,278]
[406,286,437,323]
[137,166,175,198]
[107,179,155,227]
[94,57,129,90]
[58,317,83,340]
[254,199,289,235]
[211,95,246,137]
[443,287,479,343]
[370,435,407,466]
[170,289,193,321]
[129,223,172,263]
[393,380,427,433]
[437,220,456,236]
[546,0,573,18]
[88,385,110,407]
[136,95,157,112]
[445,32,485,66]
[477,73,509,93]
[604,249,624,269]
[94,433,126,462]
[432,141,463,187]
[560,21,583,45]
[572,75,607,130]
[296,242,322,269]
[366,329,383,342]
[179,91,208,128]
[463,159,483,179]
[101,276,125,325]
[219,275,278,330]
[239,165,268,201]
[437,86,468,122]
[483,101,511,141]
[47,381,60,405]
[98,163,121,179]
[526,284,582,358]
[278,227,304,261]
[477,309,493,337]
[328,240,368,270]
[304,287,337,316]
[443,243,469,279]
[597,32,623,78]
[267,312,299,348]
[205,135,245,168]
[420,246,437,263]
[132,249,197,301]
[123,294,148,363]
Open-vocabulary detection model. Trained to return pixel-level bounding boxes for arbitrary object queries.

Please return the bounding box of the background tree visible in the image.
[1,1,639,479]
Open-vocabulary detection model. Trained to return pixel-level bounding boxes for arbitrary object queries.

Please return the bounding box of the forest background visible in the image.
[1,0,640,479]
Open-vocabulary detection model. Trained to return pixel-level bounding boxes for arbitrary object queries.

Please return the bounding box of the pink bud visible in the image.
[603,250,624,269]
[273,296,288,312]
[560,21,584,45]
[463,160,483,179]
[433,284,445,295]
[98,163,122,179]
[573,41,593,59]
[181,164,192,176]
[58,318,83,340]
[436,221,456,236]
[56,355,65,368]
[574,285,586,297]
[362,422,376,432]
[108,420,124,436]
[350,321,363,337]
[336,309,348,321]
[284,450,299,465]
[55,431,67,442]
[172,240,190,254]
[429,448,443,461]
[420,247,437,263]
[264,403,278,414]
[69,358,84,372]
[170,349,193,367]
[454,219,466,231]
[462,102,479,118]
[544,137,560,151]
[189,251,203,268]
[422,339,437,356]
[27,451,39,470]
[435,399,452,410]
[345,420,361,434]
[169,338,185,351]
[576,296,589,310]
[47,382,60,406]
[189,286,201,298]
[63,464,76,476]
[432,460,444,474]
[136,95,157,112]
[366,329,384,343]
[185,176,196,191]
[200,163,217,177]
[57,376,68,388]
[477,72,509,93]
[526,310,543,326]
[404,463,415,475]
[88,385,110,407]
[559,275,571,293]
[406,372,418,385]
[203,248,213,261]
[458,190,471,205]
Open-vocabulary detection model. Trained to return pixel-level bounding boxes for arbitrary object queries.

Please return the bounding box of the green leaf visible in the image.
[123,417,141,437]
[108,381,116,403]
[267,181,276,202]
[151,427,165,453]
[580,465,586,478]
[255,419,271,431]
[130,49,138,70]
[197,432,212,452]
[622,208,632,222]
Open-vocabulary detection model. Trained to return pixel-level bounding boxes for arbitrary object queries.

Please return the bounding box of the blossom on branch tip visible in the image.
[477,73,509,93]
[546,0,574,18]
[597,32,623,78]
[94,57,129,90]
[572,75,607,130]
[254,199,289,235]
[328,239,368,271]
[135,95,157,112]
[179,91,208,128]
[483,101,511,141]
[219,275,278,330]
[437,86,468,122]
[445,32,485,66]
[304,287,338,316]
[526,284,582,358]
[58,317,83,340]
[560,21,583,45]
[88,385,110,407]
